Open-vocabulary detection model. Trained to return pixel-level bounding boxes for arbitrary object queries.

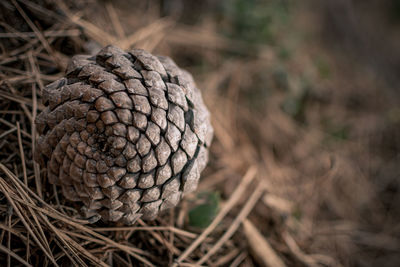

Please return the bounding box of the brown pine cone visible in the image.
[34,45,213,224]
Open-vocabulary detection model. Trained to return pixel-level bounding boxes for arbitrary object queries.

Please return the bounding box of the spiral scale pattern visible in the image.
[34,45,213,224]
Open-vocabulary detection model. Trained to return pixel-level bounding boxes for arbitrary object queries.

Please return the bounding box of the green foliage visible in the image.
[330,126,349,140]
[220,0,291,44]
[292,206,302,221]
[281,79,310,121]
[188,191,220,228]
[322,119,350,141]
[281,95,304,118]
[278,46,292,60]
[244,71,272,112]
[387,107,400,124]
[314,57,331,79]
[389,0,400,21]
[273,67,289,91]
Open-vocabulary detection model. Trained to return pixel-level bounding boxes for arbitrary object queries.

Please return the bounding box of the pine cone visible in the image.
[34,45,213,224]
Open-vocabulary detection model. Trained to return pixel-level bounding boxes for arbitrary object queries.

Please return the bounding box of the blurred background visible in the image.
[1,0,399,266]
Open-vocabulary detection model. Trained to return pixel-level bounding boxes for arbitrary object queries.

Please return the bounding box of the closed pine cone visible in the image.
[34,45,213,224]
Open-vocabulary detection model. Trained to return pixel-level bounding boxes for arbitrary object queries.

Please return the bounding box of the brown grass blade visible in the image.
[16,122,27,185]
[243,219,286,267]
[0,180,58,266]
[105,2,125,39]
[196,182,265,264]
[11,0,64,68]
[0,243,32,267]
[173,166,257,266]
[120,18,174,50]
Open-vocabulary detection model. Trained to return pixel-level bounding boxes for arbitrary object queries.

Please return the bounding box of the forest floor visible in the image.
[0,0,399,266]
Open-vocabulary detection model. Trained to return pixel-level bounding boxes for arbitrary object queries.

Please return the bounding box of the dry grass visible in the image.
[0,0,399,266]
